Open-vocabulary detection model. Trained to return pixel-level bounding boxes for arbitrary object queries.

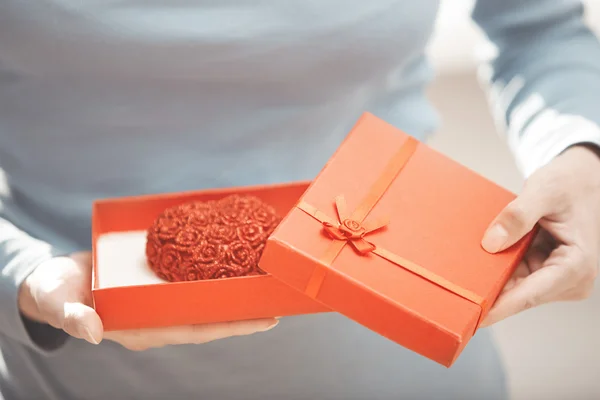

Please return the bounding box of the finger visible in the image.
[500,231,552,291]
[481,181,554,253]
[107,318,279,350]
[187,318,279,343]
[480,263,573,327]
[60,302,104,345]
[499,261,528,294]
[40,292,104,345]
[560,279,595,301]
[525,242,550,275]
[105,318,278,350]
[31,255,103,345]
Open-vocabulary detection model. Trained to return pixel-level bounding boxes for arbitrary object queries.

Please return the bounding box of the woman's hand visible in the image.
[480,145,600,327]
[18,252,278,350]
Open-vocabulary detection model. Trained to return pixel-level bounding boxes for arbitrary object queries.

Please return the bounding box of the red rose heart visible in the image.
[145,194,281,282]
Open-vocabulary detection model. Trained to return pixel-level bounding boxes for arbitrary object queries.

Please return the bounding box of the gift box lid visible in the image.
[259,112,536,367]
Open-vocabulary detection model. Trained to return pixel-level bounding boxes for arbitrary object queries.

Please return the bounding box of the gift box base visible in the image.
[92,181,329,331]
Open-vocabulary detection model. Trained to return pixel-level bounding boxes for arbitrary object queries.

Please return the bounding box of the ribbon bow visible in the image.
[321,196,389,255]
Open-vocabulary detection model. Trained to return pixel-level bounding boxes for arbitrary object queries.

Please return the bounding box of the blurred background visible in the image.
[426,1,600,399]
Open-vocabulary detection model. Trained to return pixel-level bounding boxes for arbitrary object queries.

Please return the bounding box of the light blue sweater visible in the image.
[1,1,600,399]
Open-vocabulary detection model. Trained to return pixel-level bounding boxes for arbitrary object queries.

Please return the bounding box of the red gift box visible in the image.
[259,112,536,366]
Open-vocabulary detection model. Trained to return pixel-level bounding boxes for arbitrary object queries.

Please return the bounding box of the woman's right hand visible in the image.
[18,252,278,350]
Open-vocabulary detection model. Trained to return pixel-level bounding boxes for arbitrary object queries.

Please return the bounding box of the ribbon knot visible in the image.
[320,196,389,255]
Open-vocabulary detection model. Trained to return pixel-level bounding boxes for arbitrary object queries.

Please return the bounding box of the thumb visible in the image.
[60,302,104,345]
[481,181,550,253]
[30,255,104,345]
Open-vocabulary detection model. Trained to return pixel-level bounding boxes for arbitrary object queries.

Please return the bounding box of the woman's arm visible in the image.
[0,217,69,352]
[472,0,600,177]
[473,0,600,324]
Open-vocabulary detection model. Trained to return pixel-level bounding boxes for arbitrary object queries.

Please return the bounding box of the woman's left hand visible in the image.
[480,144,600,327]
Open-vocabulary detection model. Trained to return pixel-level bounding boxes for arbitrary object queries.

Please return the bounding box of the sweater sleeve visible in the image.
[472,0,600,177]
[0,217,70,354]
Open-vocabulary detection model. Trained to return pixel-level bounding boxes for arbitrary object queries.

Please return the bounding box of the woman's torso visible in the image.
[0,1,506,399]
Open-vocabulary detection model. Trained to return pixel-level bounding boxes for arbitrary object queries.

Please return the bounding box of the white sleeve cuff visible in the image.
[511,112,600,178]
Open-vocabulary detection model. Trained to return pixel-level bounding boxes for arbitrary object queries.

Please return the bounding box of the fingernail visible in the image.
[482,224,508,253]
[84,327,99,345]
[261,320,279,332]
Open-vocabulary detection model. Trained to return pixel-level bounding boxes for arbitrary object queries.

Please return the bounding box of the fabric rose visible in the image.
[188,200,216,212]
[254,243,268,262]
[174,226,203,249]
[159,244,181,269]
[145,235,161,266]
[219,194,263,211]
[254,243,266,255]
[154,217,184,241]
[227,240,257,272]
[184,265,202,281]
[236,223,266,248]
[162,200,215,220]
[207,263,243,279]
[250,205,281,232]
[157,244,182,273]
[193,241,225,264]
[186,210,216,229]
[217,209,249,226]
[206,223,237,245]
[162,204,193,220]
[155,270,171,281]
[217,195,240,209]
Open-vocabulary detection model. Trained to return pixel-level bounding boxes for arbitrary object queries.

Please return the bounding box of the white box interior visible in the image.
[96,231,165,288]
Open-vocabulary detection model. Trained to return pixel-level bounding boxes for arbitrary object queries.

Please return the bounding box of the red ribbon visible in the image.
[321,196,389,255]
